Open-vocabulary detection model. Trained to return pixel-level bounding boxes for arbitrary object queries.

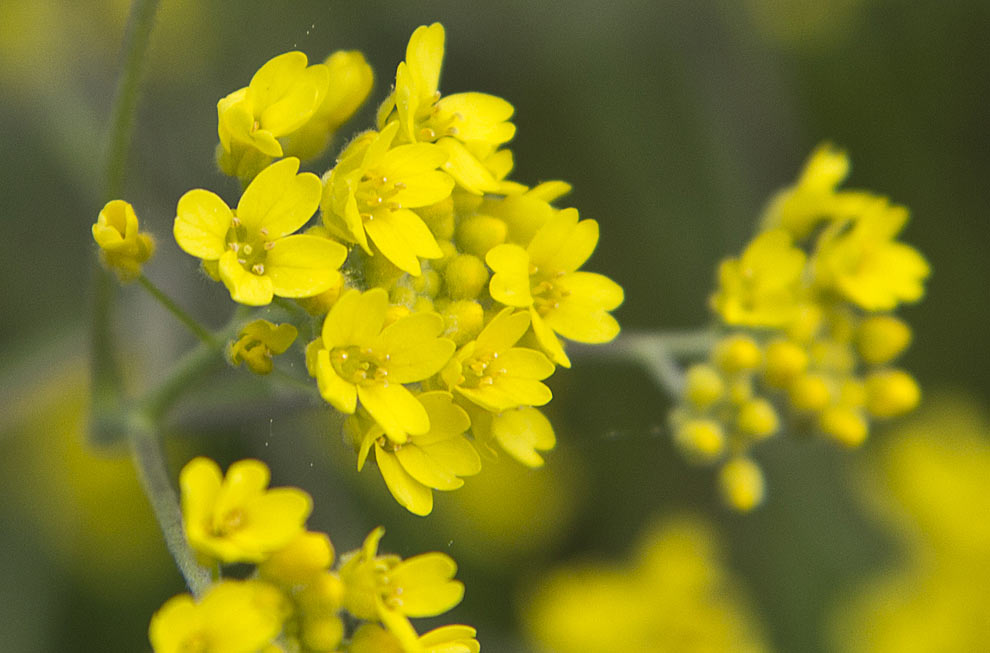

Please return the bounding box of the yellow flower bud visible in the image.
[762,338,808,388]
[92,200,155,281]
[674,419,726,463]
[444,253,490,300]
[456,214,508,257]
[719,457,765,512]
[837,377,866,408]
[438,299,485,346]
[819,406,869,448]
[714,334,763,374]
[809,339,855,374]
[865,369,920,418]
[728,376,755,406]
[788,373,833,413]
[412,269,442,298]
[787,302,824,343]
[736,398,779,440]
[301,615,346,652]
[391,285,419,308]
[416,197,456,241]
[228,320,298,375]
[856,315,912,365]
[683,364,725,409]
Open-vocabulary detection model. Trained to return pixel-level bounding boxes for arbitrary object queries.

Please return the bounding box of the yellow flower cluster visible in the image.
[151,457,478,653]
[169,23,622,514]
[673,144,929,511]
[524,516,768,653]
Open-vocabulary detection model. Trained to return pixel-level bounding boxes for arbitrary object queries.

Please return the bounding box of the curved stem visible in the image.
[138,275,217,347]
[128,415,211,597]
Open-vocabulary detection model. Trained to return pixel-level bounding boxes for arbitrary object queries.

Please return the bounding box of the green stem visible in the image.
[127,414,211,597]
[104,0,161,201]
[138,275,216,346]
[138,341,227,422]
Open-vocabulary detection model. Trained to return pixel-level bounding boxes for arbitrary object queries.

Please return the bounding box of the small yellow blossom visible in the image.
[310,288,456,441]
[321,121,453,275]
[442,308,555,412]
[378,23,515,194]
[228,319,298,375]
[350,623,481,653]
[339,527,466,644]
[174,157,347,306]
[487,208,623,367]
[814,199,929,311]
[711,228,807,328]
[281,50,374,161]
[217,51,330,181]
[350,391,482,516]
[179,457,312,564]
[468,404,557,468]
[149,580,287,653]
[762,142,854,238]
[92,199,155,281]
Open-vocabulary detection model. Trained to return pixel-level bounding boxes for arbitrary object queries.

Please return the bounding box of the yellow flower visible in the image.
[468,404,557,468]
[813,199,929,311]
[487,208,623,367]
[762,142,855,238]
[710,228,807,328]
[228,319,298,375]
[350,391,481,516]
[378,23,516,194]
[310,288,456,441]
[174,157,346,306]
[149,580,287,653]
[441,308,555,412]
[339,527,465,645]
[217,51,330,181]
[349,623,481,653]
[179,457,312,564]
[258,530,335,587]
[321,121,453,275]
[280,50,374,161]
[91,199,155,281]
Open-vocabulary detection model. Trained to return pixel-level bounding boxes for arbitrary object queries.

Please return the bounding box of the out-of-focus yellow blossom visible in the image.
[217,51,330,181]
[814,199,929,311]
[349,623,481,653]
[281,50,374,161]
[174,157,346,306]
[350,391,482,516]
[718,457,766,512]
[442,308,555,412]
[179,457,312,564]
[762,142,855,238]
[831,396,990,652]
[339,527,466,645]
[321,121,453,275]
[258,530,335,587]
[228,319,298,375]
[149,579,288,653]
[467,404,557,468]
[525,517,768,653]
[309,288,456,442]
[378,23,515,194]
[487,208,623,367]
[92,199,155,281]
[864,369,920,419]
[710,228,806,328]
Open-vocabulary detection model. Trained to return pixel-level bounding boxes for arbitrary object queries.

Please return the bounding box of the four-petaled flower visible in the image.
[174,157,346,306]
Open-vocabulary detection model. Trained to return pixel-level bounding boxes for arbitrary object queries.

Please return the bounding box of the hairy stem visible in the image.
[128,415,211,597]
[138,275,217,347]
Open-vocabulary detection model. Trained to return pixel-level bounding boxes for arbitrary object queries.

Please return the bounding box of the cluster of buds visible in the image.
[671,145,929,510]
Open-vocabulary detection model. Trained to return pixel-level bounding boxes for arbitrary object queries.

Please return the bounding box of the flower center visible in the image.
[531,273,569,316]
[460,352,505,389]
[356,173,408,219]
[215,508,246,536]
[331,345,390,385]
[225,216,273,276]
[179,633,210,653]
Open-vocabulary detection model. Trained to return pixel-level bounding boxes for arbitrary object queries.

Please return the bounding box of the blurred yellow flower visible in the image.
[525,516,768,653]
[179,457,312,564]
[149,579,287,653]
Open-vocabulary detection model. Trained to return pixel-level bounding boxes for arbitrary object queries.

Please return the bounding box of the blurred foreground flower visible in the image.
[524,516,768,653]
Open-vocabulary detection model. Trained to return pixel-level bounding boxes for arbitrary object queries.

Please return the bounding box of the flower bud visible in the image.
[856,315,912,365]
[92,200,155,281]
[865,369,920,418]
[819,406,869,448]
[439,299,484,346]
[444,253,490,300]
[456,214,508,257]
[762,338,808,388]
[736,398,779,440]
[714,334,762,374]
[788,373,833,413]
[719,457,765,512]
[684,364,724,410]
[674,419,726,463]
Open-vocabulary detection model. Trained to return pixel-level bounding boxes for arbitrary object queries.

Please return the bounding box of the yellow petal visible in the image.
[475,307,530,353]
[389,553,464,617]
[490,407,556,468]
[237,158,321,237]
[376,312,454,383]
[265,234,346,298]
[375,443,433,516]
[405,23,445,97]
[435,137,499,194]
[174,189,233,260]
[316,348,358,413]
[419,437,481,477]
[359,382,431,441]
[435,92,515,144]
[530,308,570,367]
[543,271,624,343]
[321,288,388,349]
[528,208,598,272]
[219,250,274,306]
[365,208,442,275]
[395,444,463,491]
[486,244,533,307]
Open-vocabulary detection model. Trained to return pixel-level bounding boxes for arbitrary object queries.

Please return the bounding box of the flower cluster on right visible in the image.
[670,145,930,511]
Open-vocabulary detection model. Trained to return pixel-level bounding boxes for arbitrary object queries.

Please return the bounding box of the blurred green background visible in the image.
[2,1,988,651]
